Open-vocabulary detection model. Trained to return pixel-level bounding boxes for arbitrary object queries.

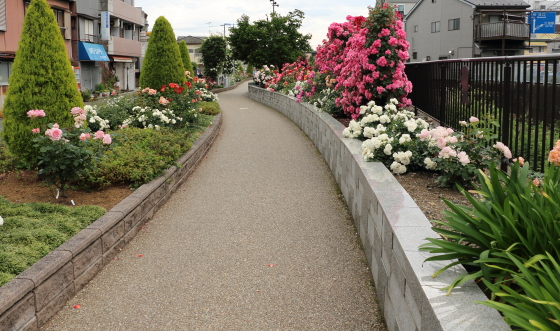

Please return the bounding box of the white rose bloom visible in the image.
[342,127,352,138]
[390,98,399,104]
[379,115,391,124]
[360,105,368,114]
[148,124,153,129]
[363,127,376,138]
[372,106,383,114]
[384,144,393,155]
[399,134,411,144]
[390,161,407,174]
[424,157,437,170]
[367,100,376,107]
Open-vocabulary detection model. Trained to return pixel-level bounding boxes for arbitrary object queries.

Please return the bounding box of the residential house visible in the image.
[404,0,530,62]
[74,0,109,92]
[98,0,146,91]
[376,0,419,18]
[177,35,205,75]
[523,1,560,55]
[0,0,75,109]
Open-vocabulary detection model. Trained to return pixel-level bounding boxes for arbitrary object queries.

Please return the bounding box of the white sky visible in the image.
[133,0,375,50]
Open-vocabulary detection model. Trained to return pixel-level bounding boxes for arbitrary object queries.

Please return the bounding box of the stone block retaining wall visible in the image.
[248,85,510,331]
[0,114,222,331]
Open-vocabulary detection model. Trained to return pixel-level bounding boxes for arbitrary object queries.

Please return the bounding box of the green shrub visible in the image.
[0,197,105,286]
[200,36,227,80]
[420,162,560,293]
[0,140,17,173]
[478,252,560,330]
[85,96,137,131]
[246,64,254,75]
[140,16,185,89]
[80,128,193,188]
[1,0,83,166]
[199,101,221,115]
[179,40,195,78]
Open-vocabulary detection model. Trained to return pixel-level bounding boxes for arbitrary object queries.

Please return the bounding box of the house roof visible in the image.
[462,0,529,7]
[177,36,205,45]
[405,0,530,20]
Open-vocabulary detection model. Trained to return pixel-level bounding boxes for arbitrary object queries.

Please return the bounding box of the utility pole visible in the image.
[220,23,231,39]
[270,0,278,14]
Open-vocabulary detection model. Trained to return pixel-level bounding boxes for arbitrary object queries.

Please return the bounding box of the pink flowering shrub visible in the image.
[314,4,412,119]
[29,108,112,197]
[418,117,514,186]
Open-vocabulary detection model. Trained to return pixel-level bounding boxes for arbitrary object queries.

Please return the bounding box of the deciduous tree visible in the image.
[200,36,226,80]
[228,10,312,69]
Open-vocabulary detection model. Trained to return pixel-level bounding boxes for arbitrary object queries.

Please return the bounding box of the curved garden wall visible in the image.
[248,85,510,331]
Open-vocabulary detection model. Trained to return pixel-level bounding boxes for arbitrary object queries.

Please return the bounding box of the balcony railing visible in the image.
[107,36,142,57]
[475,21,530,40]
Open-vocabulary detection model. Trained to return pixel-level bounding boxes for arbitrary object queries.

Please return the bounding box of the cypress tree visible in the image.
[179,40,195,78]
[1,0,82,165]
[140,16,185,88]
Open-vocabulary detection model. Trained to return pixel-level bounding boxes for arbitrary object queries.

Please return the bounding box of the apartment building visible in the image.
[405,0,531,62]
[177,35,205,75]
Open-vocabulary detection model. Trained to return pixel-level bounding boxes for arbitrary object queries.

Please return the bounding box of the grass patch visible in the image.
[0,197,105,286]
[199,101,221,115]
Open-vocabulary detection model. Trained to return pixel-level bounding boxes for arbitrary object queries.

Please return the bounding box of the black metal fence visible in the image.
[405,54,560,172]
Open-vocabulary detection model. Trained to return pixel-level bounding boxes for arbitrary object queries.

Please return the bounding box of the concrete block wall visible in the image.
[0,114,222,331]
[248,85,511,331]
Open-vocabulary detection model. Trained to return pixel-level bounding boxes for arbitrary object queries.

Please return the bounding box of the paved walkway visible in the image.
[41,81,384,330]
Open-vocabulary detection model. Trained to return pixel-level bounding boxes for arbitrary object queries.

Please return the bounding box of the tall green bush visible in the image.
[140,16,185,89]
[200,36,227,80]
[1,0,82,165]
[179,40,195,77]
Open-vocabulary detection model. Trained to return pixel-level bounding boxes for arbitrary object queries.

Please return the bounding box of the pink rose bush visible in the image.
[29,107,112,197]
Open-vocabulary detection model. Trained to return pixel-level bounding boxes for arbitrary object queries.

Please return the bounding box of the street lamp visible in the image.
[206,22,212,35]
[220,23,232,38]
[270,0,278,14]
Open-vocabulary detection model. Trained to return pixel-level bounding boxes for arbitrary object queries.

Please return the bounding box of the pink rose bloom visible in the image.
[376,56,388,67]
[71,107,84,116]
[53,123,59,129]
[457,151,470,165]
[448,136,458,144]
[79,133,91,141]
[469,116,479,123]
[159,96,170,105]
[376,86,385,94]
[148,89,157,95]
[513,157,525,165]
[102,134,112,144]
[418,129,430,141]
[46,128,63,141]
[26,109,46,118]
[94,130,105,139]
[436,138,447,148]
[533,178,540,186]
[32,128,40,133]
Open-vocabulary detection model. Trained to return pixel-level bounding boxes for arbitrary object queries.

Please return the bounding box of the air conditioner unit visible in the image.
[110,19,120,27]
[426,56,431,61]
[541,5,547,9]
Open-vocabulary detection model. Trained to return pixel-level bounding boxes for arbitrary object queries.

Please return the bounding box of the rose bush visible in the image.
[29,107,112,197]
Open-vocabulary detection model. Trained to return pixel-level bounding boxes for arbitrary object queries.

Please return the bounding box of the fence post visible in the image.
[440,64,447,123]
[501,62,512,171]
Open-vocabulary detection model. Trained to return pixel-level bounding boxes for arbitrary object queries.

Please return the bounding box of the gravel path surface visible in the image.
[41,81,385,330]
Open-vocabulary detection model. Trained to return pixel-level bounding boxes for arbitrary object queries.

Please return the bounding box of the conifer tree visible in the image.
[140,16,185,88]
[179,40,195,77]
[1,0,83,165]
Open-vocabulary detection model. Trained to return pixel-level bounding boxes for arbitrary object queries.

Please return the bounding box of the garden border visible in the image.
[0,113,222,331]
[248,85,511,331]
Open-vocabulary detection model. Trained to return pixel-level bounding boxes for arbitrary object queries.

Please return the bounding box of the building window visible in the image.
[188,49,194,53]
[432,0,436,2]
[0,61,12,85]
[412,52,417,59]
[448,18,460,31]
[431,21,440,33]
[397,4,405,17]
[52,8,71,39]
[0,0,6,31]
[414,25,418,32]
[84,19,94,42]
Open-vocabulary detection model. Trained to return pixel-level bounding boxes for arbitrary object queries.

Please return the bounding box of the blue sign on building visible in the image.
[78,42,109,61]
[101,11,110,41]
[530,12,556,34]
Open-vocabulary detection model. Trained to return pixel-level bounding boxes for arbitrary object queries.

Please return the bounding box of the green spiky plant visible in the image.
[179,40,195,78]
[1,0,83,166]
[140,16,185,89]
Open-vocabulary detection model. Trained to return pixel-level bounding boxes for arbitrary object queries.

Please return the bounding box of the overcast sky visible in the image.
[133,0,375,50]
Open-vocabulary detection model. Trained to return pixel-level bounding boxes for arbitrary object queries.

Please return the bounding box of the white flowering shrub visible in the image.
[121,106,184,130]
[195,88,219,102]
[343,98,431,174]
